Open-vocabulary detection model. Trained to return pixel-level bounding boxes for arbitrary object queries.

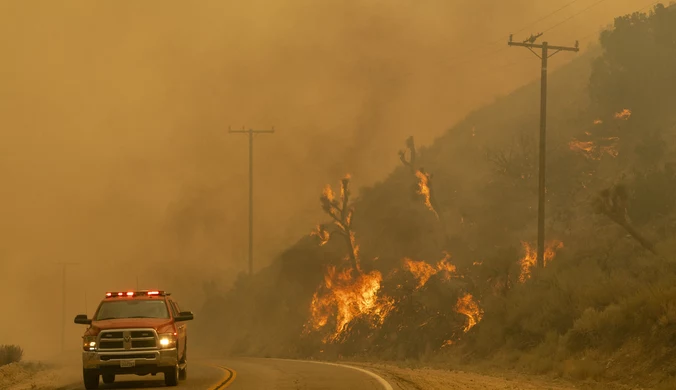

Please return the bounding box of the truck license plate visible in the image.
[120,359,135,368]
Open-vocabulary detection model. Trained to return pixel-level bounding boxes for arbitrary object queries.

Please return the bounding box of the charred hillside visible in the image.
[198,4,676,386]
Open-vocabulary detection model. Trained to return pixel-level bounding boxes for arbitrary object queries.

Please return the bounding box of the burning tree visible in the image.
[399,136,417,173]
[306,174,396,343]
[592,184,657,255]
[318,174,359,266]
[399,136,440,219]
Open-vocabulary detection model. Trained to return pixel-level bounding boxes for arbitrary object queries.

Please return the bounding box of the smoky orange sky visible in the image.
[0,0,657,357]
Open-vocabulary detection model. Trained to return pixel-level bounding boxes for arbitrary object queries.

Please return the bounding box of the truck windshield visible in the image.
[95,300,170,320]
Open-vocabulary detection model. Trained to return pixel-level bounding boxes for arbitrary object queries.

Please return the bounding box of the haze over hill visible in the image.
[0,0,664,359]
[199,3,676,388]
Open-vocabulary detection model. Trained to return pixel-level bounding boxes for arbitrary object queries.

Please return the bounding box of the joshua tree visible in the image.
[319,175,359,267]
[399,136,441,219]
[399,136,416,173]
[592,184,657,255]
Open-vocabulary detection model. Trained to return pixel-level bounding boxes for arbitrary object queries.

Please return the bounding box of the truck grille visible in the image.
[100,353,155,361]
[97,329,158,351]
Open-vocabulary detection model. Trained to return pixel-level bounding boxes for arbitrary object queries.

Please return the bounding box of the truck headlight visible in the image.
[158,333,176,349]
[83,336,97,351]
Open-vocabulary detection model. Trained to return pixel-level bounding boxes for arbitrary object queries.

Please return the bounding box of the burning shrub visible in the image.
[0,345,23,367]
[518,240,564,282]
[306,265,395,343]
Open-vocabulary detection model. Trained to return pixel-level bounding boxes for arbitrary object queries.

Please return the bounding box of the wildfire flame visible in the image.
[307,265,395,343]
[349,231,360,262]
[518,240,564,282]
[615,108,631,120]
[404,252,457,289]
[593,119,603,125]
[322,185,336,205]
[456,293,483,332]
[415,169,439,219]
[310,225,330,246]
[569,137,619,160]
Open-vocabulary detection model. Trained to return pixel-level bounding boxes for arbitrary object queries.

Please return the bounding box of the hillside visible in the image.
[196,4,676,388]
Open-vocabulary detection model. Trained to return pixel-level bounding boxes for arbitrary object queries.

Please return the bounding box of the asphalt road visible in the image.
[66,358,391,390]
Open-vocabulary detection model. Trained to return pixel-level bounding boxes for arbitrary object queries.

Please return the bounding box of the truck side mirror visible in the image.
[74,314,92,325]
[175,311,194,322]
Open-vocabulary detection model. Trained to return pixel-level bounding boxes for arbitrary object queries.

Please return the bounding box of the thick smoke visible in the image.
[0,0,646,357]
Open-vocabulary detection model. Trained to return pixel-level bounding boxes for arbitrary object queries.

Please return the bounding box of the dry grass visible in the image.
[0,345,23,367]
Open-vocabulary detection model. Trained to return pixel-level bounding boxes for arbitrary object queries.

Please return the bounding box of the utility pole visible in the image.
[57,262,80,354]
[508,33,579,268]
[229,127,275,276]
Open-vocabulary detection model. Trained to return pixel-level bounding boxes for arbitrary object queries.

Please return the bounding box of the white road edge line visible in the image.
[269,358,394,390]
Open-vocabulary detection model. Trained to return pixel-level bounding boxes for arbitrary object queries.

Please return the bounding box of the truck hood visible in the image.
[91,318,174,332]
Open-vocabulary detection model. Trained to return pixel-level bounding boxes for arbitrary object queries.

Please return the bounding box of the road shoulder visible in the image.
[0,360,80,390]
[345,361,581,390]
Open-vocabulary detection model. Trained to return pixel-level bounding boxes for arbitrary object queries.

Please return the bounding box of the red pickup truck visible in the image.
[74,290,194,389]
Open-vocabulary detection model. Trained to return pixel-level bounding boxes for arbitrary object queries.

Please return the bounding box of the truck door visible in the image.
[169,300,187,359]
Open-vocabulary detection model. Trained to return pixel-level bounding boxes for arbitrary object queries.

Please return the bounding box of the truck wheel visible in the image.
[102,373,115,384]
[164,364,179,386]
[83,369,99,390]
[179,343,187,380]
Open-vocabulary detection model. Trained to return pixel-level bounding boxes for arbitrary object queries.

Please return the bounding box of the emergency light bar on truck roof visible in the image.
[104,290,170,298]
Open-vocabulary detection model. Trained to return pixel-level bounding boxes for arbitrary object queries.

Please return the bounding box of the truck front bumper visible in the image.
[82,348,178,373]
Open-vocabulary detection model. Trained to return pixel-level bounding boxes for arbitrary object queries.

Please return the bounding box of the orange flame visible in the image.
[340,174,351,199]
[593,119,603,125]
[307,265,395,343]
[310,225,330,246]
[456,293,483,332]
[518,240,564,282]
[615,108,631,120]
[403,252,457,289]
[349,231,360,262]
[415,170,439,218]
[569,137,619,160]
[404,259,435,289]
[322,184,335,203]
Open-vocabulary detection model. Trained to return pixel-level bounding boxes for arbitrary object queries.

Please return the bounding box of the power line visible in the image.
[458,0,664,82]
[443,0,662,72]
[513,0,586,35]
[541,0,610,34]
[443,0,603,69]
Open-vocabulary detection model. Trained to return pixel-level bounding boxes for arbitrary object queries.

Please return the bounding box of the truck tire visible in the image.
[165,364,179,386]
[83,369,99,390]
[179,342,187,380]
[102,373,115,384]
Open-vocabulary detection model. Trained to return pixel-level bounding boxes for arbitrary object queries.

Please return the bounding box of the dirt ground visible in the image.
[0,355,80,390]
[349,362,649,390]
